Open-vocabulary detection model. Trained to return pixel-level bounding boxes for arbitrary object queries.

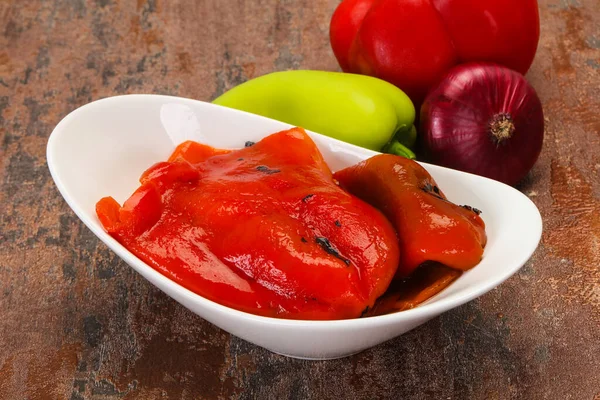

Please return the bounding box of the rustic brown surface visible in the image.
[1,0,599,398]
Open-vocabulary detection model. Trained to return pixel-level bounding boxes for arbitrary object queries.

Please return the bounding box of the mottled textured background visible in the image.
[1,0,599,399]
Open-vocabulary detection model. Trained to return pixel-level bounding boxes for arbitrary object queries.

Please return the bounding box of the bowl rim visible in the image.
[46,94,543,328]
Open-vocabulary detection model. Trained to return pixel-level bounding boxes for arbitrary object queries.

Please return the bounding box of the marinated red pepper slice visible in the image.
[365,262,462,316]
[334,154,487,278]
[96,128,400,320]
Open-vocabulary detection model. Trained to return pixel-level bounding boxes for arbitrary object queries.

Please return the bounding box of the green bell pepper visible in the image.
[212,70,417,158]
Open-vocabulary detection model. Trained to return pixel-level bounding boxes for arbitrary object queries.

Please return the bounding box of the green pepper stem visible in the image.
[383,140,416,159]
[393,124,417,149]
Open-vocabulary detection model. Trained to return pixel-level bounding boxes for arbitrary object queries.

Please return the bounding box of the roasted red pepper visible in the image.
[96,128,400,320]
[367,262,462,316]
[334,154,487,278]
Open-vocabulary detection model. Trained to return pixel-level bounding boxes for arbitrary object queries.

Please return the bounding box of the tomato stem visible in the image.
[489,113,515,144]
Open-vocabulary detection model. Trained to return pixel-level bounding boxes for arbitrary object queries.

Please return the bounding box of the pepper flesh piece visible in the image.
[365,262,462,316]
[333,154,487,278]
[96,128,400,320]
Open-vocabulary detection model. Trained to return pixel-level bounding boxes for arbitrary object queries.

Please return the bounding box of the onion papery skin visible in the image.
[420,63,544,186]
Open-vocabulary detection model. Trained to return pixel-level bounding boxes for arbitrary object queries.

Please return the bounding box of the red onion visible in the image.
[420,63,544,186]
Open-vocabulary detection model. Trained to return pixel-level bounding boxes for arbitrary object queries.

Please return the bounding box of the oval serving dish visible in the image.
[47,94,542,360]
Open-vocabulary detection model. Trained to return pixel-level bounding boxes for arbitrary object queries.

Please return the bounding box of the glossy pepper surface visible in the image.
[96,128,400,320]
[212,70,417,158]
[334,154,487,277]
[330,0,540,104]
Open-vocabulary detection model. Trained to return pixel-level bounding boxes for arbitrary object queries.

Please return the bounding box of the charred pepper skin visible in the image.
[96,128,400,320]
[334,154,487,278]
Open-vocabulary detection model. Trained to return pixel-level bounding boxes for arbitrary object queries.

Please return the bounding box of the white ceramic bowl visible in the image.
[46,94,542,360]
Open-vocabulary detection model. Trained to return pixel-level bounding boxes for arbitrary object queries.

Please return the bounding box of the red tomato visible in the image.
[330,0,540,104]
